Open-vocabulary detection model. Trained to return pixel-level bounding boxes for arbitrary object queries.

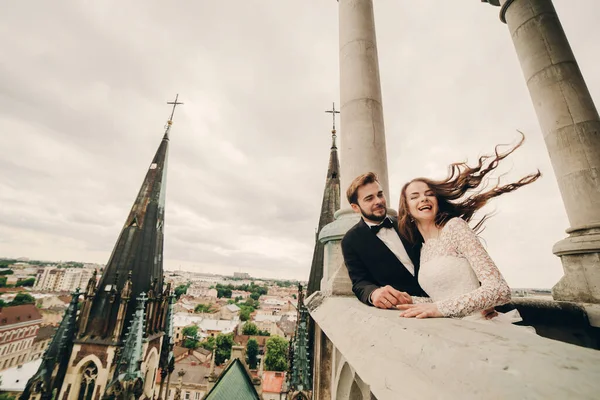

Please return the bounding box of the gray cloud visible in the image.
[0,1,598,286]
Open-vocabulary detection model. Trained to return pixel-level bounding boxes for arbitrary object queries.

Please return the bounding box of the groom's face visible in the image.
[352,182,387,223]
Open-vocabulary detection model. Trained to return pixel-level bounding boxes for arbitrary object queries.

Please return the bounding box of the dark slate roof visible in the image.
[83,132,169,339]
[307,131,340,296]
[204,359,260,400]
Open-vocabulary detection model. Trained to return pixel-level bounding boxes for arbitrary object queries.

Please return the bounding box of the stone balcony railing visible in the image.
[307,293,600,400]
[308,210,600,400]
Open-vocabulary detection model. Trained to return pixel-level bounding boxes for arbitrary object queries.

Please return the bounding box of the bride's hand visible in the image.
[396,303,442,319]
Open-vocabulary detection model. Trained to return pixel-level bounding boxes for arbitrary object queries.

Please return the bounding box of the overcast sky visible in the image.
[1,1,598,287]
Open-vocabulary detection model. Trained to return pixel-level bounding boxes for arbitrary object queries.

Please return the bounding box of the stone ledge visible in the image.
[307,293,600,400]
[497,298,600,349]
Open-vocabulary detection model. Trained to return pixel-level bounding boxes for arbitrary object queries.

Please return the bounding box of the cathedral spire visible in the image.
[81,97,182,340]
[307,104,341,296]
[288,284,312,395]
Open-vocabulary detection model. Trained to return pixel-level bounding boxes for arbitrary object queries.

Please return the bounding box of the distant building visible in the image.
[156,353,222,400]
[0,304,43,370]
[262,371,287,400]
[220,304,241,320]
[233,272,251,279]
[233,334,269,354]
[33,267,95,292]
[0,358,43,396]
[187,285,218,298]
[173,313,204,344]
[198,319,239,338]
[28,325,56,362]
[254,318,285,337]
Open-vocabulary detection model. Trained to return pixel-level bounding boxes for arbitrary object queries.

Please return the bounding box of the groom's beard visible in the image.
[359,204,387,223]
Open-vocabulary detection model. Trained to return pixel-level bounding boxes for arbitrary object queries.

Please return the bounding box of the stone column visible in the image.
[318,0,390,295]
[339,0,389,210]
[484,0,600,302]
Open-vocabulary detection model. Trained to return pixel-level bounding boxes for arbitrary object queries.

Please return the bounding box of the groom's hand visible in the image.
[482,307,498,319]
[371,285,412,309]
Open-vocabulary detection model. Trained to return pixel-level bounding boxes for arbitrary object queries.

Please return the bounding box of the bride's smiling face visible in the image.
[406,180,438,223]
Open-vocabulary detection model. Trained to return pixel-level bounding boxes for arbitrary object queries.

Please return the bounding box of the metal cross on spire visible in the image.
[167,94,184,125]
[325,102,340,133]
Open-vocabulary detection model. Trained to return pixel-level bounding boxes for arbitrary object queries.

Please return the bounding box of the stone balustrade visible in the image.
[307,293,600,400]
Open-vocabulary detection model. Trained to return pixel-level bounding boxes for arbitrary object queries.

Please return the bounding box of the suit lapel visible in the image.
[390,218,423,276]
[359,218,419,277]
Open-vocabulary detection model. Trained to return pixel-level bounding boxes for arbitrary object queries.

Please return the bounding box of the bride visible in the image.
[395,133,540,322]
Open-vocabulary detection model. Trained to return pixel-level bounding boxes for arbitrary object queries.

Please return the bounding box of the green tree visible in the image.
[0,393,16,400]
[199,336,216,352]
[174,284,189,299]
[194,304,212,313]
[258,330,271,337]
[18,278,36,287]
[0,277,7,288]
[242,322,259,336]
[239,308,251,322]
[182,326,199,349]
[246,338,259,369]
[249,292,261,301]
[0,269,14,275]
[243,298,258,309]
[215,333,234,365]
[265,336,288,371]
[9,293,35,306]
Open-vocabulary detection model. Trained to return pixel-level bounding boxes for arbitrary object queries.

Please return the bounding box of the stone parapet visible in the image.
[307,293,600,400]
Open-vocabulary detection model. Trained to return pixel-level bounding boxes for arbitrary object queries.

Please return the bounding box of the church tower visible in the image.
[21,96,183,400]
[305,105,341,400]
[306,103,341,297]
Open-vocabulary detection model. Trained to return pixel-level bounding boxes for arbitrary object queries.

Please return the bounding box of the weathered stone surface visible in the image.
[490,0,600,302]
[338,0,389,209]
[309,295,600,400]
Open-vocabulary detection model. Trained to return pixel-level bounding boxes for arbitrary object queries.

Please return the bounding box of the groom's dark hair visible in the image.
[347,172,379,205]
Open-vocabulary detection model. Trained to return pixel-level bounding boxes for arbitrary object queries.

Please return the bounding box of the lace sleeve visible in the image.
[435,218,511,317]
[412,296,433,304]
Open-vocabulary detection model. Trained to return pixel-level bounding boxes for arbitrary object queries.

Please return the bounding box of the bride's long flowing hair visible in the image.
[397,132,541,246]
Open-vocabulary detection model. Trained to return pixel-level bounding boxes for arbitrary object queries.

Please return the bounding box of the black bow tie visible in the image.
[370,218,394,234]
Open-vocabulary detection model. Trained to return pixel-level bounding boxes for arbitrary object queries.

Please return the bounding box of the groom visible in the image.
[341,172,428,309]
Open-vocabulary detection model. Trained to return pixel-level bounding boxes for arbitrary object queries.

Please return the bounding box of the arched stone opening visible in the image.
[335,362,353,400]
[349,379,362,400]
[77,361,98,400]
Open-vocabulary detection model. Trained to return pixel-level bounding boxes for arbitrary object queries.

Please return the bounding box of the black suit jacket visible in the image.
[341,217,429,305]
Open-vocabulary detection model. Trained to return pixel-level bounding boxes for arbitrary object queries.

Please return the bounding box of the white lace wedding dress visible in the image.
[413,217,526,326]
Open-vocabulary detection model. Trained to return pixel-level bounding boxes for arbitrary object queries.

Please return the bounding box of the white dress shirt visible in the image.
[365,217,415,276]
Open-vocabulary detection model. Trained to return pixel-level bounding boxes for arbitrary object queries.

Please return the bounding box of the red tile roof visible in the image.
[262,371,285,393]
[0,305,43,327]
